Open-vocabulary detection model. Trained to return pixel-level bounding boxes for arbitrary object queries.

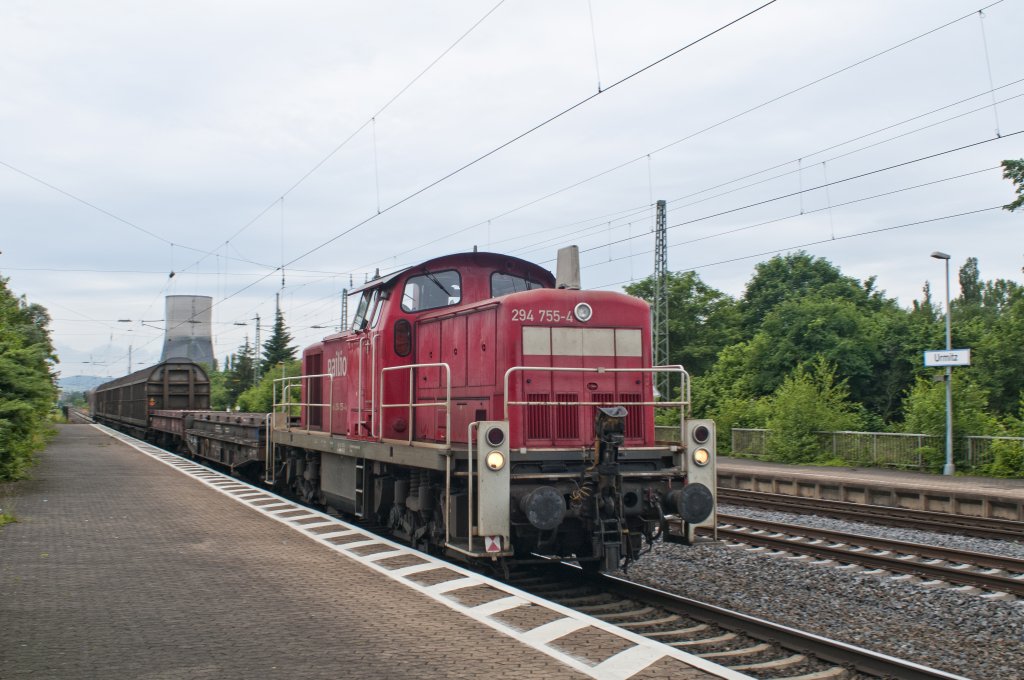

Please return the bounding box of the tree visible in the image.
[625,270,739,377]
[208,364,229,411]
[260,307,297,375]
[738,251,876,335]
[981,396,1024,478]
[957,257,984,315]
[973,290,1024,415]
[1002,159,1024,212]
[902,374,996,470]
[697,255,912,428]
[744,296,882,406]
[0,276,58,480]
[224,338,256,408]
[237,359,300,413]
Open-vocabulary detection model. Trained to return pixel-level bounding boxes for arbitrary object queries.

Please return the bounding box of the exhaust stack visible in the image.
[555,245,581,290]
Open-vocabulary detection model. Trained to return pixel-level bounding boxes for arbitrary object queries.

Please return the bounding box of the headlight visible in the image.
[692,448,710,466]
[485,450,506,471]
[574,302,593,322]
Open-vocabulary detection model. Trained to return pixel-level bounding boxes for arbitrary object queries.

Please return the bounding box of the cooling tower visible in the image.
[161,295,215,365]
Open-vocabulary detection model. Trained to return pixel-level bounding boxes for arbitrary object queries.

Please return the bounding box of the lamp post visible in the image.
[931,251,954,476]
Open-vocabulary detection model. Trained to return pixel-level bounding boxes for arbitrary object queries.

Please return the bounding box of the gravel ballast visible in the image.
[626,509,1024,680]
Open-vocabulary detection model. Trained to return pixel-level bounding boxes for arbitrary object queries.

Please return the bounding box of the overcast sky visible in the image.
[2,0,1021,379]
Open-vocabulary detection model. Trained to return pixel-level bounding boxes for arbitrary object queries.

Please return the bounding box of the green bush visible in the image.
[764,358,864,464]
[0,277,58,481]
[915,445,946,473]
[236,360,301,413]
[902,375,996,437]
[708,395,770,454]
[980,439,1024,478]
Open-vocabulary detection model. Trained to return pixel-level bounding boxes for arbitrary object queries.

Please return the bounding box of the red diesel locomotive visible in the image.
[269,248,716,571]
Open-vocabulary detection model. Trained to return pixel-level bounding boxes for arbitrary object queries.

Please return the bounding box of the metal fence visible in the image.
[965,435,1024,469]
[730,428,1024,472]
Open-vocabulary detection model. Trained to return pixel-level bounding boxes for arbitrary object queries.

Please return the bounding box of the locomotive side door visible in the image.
[350,287,383,438]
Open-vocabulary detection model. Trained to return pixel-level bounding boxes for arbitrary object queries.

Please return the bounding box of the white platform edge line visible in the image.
[470,596,530,617]
[285,514,322,523]
[591,645,666,680]
[93,424,746,680]
[425,577,480,595]
[521,617,590,645]
[338,539,382,550]
[360,550,407,563]
[296,520,339,530]
[314,529,362,540]
[390,563,443,577]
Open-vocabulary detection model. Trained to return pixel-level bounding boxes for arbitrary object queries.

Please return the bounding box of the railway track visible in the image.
[510,561,968,680]
[707,514,1024,598]
[719,488,1024,541]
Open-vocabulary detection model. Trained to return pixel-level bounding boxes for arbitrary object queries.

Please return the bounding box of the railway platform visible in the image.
[0,424,742,680]
[718,456,1024,521]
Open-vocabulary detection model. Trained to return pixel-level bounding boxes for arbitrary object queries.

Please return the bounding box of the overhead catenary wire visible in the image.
[355,1,1009,272]
[148,0,511,282]
[398,79,1024,264]
[119,0,782,371]
[592,206,1006,291]
[977,10,1001,137]
[179,0,781,333]
[523,130,1022,264]
[578,166,1001,270]
[278,1,782,272]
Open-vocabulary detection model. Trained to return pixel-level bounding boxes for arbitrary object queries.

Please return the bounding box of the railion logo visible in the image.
[326,351,347,377]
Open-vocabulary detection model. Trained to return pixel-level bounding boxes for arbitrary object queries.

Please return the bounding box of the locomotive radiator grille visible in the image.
[527,393,550,439]
[555,392,579,440]
[525,391,643,443]
[619,392,642,440]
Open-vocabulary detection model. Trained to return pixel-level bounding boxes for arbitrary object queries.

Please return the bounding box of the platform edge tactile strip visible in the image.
[92,423,746,680]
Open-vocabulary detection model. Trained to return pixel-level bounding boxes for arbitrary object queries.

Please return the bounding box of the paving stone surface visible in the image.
[0,425,587,679]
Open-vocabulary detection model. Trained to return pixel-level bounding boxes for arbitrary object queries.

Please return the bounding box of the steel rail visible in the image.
[717,513,1024,573]
[719,488,1024,541]
[706,520,1024,597]
[580,567,971,680]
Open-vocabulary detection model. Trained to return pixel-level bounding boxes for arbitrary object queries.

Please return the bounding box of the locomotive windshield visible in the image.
[491,272,546,297]
[401,270,461,312]
[351,288,379,331]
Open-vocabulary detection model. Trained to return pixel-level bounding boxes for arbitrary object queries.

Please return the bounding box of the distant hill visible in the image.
[59,375,111,393]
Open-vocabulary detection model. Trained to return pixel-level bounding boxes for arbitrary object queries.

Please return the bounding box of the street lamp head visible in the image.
[931,251,951,260]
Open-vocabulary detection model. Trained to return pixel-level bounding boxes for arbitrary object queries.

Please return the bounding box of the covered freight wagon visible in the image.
[91,358,210,435]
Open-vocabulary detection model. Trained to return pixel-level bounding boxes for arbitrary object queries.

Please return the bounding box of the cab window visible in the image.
[401,270,461,312]
[369,293,384,328]
[351,289,378,331]
[491,272,544,297]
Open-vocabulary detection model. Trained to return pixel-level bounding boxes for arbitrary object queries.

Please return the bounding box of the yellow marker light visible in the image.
[485,450,506,471]
[692,448,710,466]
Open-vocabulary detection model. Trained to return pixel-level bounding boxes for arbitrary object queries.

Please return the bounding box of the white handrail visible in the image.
[379,362,452,447]
[272,372,333,434]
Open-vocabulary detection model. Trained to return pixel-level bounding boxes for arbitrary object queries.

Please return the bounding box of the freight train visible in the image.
[91,248,717,572]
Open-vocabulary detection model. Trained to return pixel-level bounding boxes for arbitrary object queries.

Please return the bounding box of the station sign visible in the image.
[923,349,971,367]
